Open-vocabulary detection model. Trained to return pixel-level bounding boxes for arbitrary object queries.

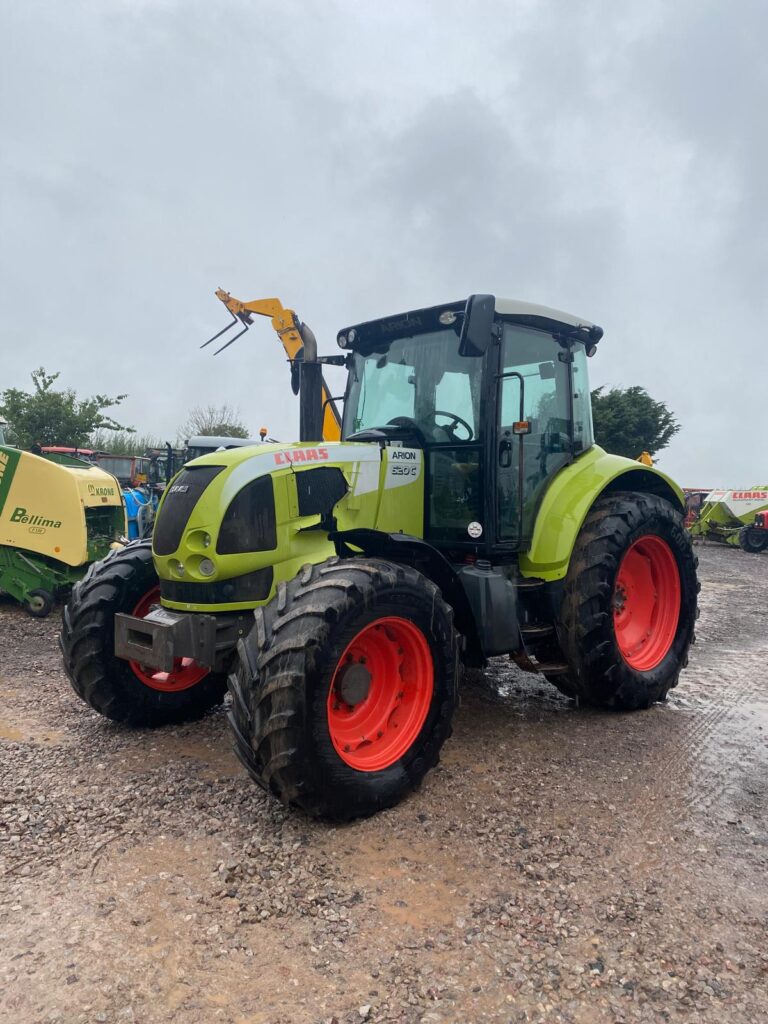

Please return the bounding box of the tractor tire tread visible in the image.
[551,491,698,709]
[227,557,458,821]
[60,540,227,727]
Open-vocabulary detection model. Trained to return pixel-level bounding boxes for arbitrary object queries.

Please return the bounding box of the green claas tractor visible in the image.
[61,293,699,820]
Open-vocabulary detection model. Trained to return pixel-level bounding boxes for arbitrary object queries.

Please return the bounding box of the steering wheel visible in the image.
[381,416,427,443]
[433,410,474,442]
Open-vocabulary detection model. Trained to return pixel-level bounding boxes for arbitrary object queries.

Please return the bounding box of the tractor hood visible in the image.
[152,442,425,612]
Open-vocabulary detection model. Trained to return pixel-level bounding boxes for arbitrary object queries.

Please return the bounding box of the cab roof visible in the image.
[494,298,597,332]
[338,294,602,350]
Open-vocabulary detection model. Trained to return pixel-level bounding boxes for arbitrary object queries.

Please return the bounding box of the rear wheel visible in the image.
[553,492,698,709]
[227,557,459,821]
[61,541,227,726]
[738,526,768,553]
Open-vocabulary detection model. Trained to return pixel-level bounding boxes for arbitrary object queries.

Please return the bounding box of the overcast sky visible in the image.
[1,0,766,485]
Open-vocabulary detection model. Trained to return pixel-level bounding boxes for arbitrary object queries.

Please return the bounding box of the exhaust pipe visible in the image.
[298,322,323,443]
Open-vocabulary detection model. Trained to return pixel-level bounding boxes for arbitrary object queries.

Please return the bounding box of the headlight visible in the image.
[170,559,185,577]
[187,529,212,550]
[198,557,216,577]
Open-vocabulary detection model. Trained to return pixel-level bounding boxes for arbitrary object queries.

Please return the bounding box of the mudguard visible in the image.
[520,446,684,581]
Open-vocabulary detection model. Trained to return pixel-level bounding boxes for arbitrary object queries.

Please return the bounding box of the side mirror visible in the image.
[288,342,304,396]
[459,294,495,357]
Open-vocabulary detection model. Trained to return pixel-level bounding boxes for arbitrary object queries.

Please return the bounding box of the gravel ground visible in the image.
[1,542,766,1024]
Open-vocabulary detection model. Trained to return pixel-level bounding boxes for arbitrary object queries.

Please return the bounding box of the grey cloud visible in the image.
[1,0,765,485]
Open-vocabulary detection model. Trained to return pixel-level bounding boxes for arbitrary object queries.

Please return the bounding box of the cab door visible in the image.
[496,323,572,549]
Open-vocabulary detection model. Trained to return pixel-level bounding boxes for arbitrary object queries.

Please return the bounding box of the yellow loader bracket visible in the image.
[201,290,302,357]
[201,289,341,441]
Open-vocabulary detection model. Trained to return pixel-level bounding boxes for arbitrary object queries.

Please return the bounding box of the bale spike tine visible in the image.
[201,310,239,349]
[214,322,250,355]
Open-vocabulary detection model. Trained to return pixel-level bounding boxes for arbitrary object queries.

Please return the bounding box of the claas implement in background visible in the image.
[689,487,768,553]
[1,446,125,616]
[61,293,699,819]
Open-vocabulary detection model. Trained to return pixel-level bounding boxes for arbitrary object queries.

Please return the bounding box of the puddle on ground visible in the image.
[0,717,67,745]
[465,658,574,717]
[663,691,710,713]
[320,834,466,930]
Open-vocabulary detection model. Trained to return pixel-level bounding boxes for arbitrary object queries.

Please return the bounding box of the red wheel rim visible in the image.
[614,536,681,671]
[128,586,209,693]
[327,616,433,772]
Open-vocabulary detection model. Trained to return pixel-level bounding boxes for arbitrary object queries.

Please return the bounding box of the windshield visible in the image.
[97,456,134,483]
[343,329,484,443]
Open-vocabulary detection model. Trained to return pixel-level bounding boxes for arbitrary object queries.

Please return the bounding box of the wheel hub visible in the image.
[336,661,372,706]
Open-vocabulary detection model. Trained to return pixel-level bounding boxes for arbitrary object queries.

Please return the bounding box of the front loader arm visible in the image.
[202,289,342,442]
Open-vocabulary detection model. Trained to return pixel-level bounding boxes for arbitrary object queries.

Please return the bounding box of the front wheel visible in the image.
[227,558,459,821]
[61,541,227,726]
[738,526,768,553]
[553,492,699,709]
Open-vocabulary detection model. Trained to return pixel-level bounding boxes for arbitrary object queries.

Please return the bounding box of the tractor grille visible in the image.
[216,475,277,555]
[153,466,225,556]
[160,566,273,605]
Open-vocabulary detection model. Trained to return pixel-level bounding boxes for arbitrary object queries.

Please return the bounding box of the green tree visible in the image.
[179,404,249,440]
[0,368,133,449]
[590,385,680,460]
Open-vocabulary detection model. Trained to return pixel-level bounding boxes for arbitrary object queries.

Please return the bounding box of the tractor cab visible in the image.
[338,295,601,554]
